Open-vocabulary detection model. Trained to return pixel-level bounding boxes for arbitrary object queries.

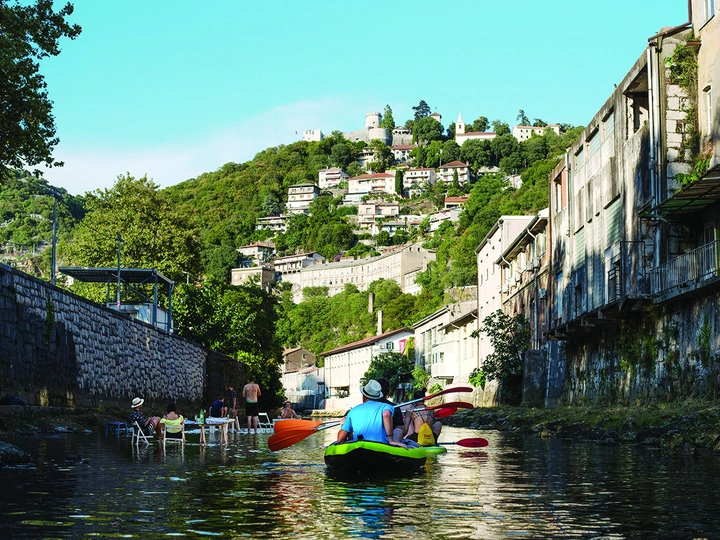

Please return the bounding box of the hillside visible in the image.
[1,112,584,359]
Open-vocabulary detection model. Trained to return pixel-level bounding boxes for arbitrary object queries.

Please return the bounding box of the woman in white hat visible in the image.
[336,380,406,448]
[129,397,161,437]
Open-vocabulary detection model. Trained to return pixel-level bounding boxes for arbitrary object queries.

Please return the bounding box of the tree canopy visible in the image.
[0,0,81,178]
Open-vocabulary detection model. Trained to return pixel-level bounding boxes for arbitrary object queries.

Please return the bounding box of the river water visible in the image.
[1,425,719,538]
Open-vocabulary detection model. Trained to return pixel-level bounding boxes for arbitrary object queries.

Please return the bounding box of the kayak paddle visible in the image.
[268,422,341,452]
[438,438,489,448]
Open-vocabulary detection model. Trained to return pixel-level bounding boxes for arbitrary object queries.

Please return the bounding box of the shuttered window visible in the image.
[606,197,622,245]
[575,228,585,266]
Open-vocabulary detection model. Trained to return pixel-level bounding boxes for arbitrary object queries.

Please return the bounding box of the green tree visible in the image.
[394,169,403,195]
[471,310,530,405]
[367,139,392,172]
[412,117,444,145]
[442,140,461,163]
[376,229,391,246]
[491,120,511,136]
[63,174,202,296]
[360,352,413,392]
[331,143,354,169]
[459,139,493,170]
[0,0,81,178]
[174,281,284,409]
[380,104,395,130]
[516,109,530,126]
[446,121,456,140]
[412,100,431,121]
[471,116,489,132]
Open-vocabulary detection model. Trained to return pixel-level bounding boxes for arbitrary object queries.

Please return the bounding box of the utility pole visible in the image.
[48,186,63,286]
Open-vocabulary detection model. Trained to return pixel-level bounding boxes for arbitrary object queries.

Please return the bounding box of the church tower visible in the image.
[456,112,465,135]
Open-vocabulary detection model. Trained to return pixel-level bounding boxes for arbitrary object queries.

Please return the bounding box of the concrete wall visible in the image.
[0,263,241,410]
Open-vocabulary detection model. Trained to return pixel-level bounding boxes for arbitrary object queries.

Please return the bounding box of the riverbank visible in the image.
[443,398,720,453]
[2,398,720,454]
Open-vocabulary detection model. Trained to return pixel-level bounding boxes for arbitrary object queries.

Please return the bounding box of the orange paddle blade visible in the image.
[272,419,324,433]
[268,428,319,451]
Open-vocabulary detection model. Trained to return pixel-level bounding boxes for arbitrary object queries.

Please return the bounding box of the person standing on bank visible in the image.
[227,384,239,431]
[336,380,406,448]
[242,377,261,435]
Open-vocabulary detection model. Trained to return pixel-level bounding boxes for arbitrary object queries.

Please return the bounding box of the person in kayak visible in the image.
[404,389,442,446]
[337,380,406,448]
[377,377,405,443]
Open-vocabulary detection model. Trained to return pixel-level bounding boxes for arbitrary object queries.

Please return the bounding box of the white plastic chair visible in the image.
[162,420,185,451]
[132,421,152,446]
[258,413,272,433]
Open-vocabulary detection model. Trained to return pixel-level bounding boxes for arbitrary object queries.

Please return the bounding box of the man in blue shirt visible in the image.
[337,380,406,448]
[209,395,227,418]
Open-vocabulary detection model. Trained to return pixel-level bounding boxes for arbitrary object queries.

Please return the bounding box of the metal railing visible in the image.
[650,239,720,294]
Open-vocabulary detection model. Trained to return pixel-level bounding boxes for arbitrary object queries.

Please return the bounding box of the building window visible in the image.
[704,86,712,132]
[703,0,715,24]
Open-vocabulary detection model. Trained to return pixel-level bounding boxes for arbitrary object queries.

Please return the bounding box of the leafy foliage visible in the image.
[360,352,414,391]
[62,174,202,301]
[0,0,81,177]
[472,310,530,404]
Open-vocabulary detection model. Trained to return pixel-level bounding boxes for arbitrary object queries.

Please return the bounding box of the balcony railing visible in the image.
[650,239,720,294]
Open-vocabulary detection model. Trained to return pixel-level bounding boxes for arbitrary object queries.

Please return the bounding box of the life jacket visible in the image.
[417,421,435,446]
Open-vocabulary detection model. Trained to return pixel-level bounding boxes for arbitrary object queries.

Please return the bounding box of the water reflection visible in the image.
[2,427,720,538]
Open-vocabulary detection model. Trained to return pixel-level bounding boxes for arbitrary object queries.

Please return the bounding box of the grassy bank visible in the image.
[443,398,720,453]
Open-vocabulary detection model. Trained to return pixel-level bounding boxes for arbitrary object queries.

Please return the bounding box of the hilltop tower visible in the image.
[456,112,465,135]
[365,112,382,130]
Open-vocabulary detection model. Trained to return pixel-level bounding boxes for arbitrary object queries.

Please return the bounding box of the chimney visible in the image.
[368,292,374,313]
[377,310,383,336]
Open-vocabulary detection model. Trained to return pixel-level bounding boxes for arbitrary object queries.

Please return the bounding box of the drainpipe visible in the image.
[647,45,661,269]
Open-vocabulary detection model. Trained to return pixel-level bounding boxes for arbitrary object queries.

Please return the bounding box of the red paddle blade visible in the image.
[439,437,488,448]
[433,407,458,419]
[426,401,474,411]
[268,429,318,451]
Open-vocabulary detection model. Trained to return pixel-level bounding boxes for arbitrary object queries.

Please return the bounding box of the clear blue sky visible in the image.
[38,0,688,195]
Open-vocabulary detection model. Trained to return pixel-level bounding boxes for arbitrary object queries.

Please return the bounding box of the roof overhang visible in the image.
[59,267,173,286]
[646,165,720,217]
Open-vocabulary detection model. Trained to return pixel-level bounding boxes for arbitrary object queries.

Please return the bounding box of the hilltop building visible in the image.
[318,167,349,189]
[278,243,435,303]
[286,183,320,215]
[455,113,496,146]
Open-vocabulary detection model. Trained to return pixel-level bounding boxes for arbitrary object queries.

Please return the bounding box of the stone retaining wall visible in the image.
[0,263,240,409]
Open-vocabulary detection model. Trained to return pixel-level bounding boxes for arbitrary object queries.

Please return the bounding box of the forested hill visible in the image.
[2,117,583,297]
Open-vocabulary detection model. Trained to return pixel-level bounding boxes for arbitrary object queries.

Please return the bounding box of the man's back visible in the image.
[243,382,260,402]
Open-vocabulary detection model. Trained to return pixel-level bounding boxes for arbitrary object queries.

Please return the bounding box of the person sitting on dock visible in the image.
[129,397,161,437]
[209,395,228,419]
[336,380,406,448]
[280,401,300,419]
[159,402,184,439]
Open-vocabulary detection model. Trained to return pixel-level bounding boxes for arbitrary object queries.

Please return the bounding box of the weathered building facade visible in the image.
[545,6,720,404]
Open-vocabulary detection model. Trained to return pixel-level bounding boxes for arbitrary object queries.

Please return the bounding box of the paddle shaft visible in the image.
[395,386,473,408]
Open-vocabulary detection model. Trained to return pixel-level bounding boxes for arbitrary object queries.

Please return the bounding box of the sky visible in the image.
[36,0,689,196]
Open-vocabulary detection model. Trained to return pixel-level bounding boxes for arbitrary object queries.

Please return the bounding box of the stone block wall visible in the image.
[0,263,239,409]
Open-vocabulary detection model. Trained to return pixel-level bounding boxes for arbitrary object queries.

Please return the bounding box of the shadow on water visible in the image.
[2,426,720,538]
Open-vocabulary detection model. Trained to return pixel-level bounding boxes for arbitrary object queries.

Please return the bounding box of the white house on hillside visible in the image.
[322,327,413,410]
[286,184,321,215]
[318,168,349,189]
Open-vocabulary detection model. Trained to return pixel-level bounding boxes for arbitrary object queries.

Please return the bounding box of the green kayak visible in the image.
[324,440,447,473]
